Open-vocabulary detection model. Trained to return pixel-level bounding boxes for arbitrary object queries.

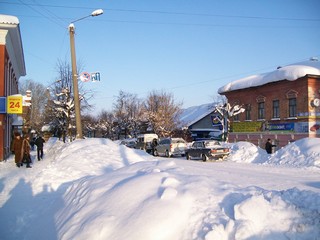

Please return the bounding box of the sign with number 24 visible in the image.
[7,95,23,114]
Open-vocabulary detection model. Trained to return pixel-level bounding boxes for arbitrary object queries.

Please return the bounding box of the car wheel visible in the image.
[186,153,191,160]
[202,154,207,162]
[165,150,170,158]
[153,150,158,156]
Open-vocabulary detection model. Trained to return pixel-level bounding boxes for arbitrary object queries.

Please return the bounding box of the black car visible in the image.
[185,140,230,161]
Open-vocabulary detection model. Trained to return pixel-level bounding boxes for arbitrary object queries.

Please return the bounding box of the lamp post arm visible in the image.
[71,9,103,23]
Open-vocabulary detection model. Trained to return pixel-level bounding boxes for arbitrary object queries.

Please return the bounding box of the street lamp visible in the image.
[69,9,103,139]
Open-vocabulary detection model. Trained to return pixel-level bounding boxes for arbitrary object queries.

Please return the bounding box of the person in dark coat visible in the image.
[12,133,23,167]
[265,138,276,154]
[22,135,32,168]
[30,137,36,151]
[35,135,45,161]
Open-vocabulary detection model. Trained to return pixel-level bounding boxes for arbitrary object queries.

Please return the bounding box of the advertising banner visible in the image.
[7,95,23,114]
[232,121,262,132]
[268,123,294,132]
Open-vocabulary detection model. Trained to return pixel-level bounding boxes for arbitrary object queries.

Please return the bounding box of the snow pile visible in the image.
[218,58,320,93]
[266,138,320,169]
[0,137,319,240]
[226,141,268,163]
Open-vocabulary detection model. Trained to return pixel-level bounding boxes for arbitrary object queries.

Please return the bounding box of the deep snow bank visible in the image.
[266,138,320,169]
[227,138,320,169]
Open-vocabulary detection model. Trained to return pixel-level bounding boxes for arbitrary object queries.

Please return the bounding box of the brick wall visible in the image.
[221,75,320,147]
[224,76,311,122]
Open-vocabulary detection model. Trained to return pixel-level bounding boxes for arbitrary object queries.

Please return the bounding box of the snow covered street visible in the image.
[0,137,319,240]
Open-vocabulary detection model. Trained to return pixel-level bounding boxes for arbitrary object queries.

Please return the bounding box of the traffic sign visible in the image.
[91,72,100,82]
[79,72,91,82]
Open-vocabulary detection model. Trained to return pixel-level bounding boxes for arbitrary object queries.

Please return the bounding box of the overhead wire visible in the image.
[94,55,320,101]
[17,0,66,29]
[2,1,320,22]
[30,0,67,27]
[4,1,319,100]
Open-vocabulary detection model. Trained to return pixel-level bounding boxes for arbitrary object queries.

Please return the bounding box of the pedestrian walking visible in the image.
[265,138,276,154]
[22,135,32,168]
[35,135,45,161]
[30,137,36,151]
[11,133,23,167]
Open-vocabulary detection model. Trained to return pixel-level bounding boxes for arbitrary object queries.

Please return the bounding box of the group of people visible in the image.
[11,133,45,168]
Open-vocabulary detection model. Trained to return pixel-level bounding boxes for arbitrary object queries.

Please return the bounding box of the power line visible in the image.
[2,1,320,22]
[94,55,320,100]
[5,14,319,29]
[17,0,66,28]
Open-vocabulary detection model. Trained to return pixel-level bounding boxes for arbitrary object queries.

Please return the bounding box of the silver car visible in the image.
[155,138,187,157]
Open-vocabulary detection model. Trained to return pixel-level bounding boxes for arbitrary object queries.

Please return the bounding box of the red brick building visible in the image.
[0,15,26,161]
[218,58,320,148]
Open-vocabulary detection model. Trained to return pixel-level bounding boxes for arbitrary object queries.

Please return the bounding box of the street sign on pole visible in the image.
[79,72,91,82]
[91,72,100,82]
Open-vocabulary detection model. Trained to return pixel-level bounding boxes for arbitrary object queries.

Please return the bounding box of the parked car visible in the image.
[154,138,187,157]
[185,140,230,161]
[120,139,137,148]
[135,133,158,154]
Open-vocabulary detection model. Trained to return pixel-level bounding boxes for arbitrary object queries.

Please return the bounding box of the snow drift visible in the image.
[0,137,319,240]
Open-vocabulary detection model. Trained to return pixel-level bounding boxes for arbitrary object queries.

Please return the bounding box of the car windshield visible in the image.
[173,139,185,143]
[204,141,220,147]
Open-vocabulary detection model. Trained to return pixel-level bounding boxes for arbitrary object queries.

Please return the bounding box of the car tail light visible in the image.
[210,149,217,153]
[224,149,229,153]
[170,144,173,150]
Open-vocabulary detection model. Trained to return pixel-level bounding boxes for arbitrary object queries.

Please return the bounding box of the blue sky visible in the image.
[1,0,320,113]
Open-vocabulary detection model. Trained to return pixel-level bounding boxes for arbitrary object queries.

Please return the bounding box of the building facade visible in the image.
[218,59,320,148]
[0,15,26,161]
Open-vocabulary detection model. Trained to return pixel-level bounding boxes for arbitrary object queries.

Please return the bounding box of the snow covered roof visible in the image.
[0,14,19,25]
[179,103,216,127]
[0,14,26,78]
[218,58,320,94]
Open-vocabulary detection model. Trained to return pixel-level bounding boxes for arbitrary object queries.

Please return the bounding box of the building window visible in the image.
[273,100,280,118]
[233,114,239,121]
[245,104,251,120]
[258,102,265,119]
[288,98,296,117]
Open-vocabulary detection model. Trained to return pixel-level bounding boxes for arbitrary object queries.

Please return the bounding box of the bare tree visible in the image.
[82,114,97,138]
[113,90,143,138]
[97,110,115,138]
[213,103,245,142]
[44,59,94,141]
[19,79,47,133]
[144,90,182,137]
